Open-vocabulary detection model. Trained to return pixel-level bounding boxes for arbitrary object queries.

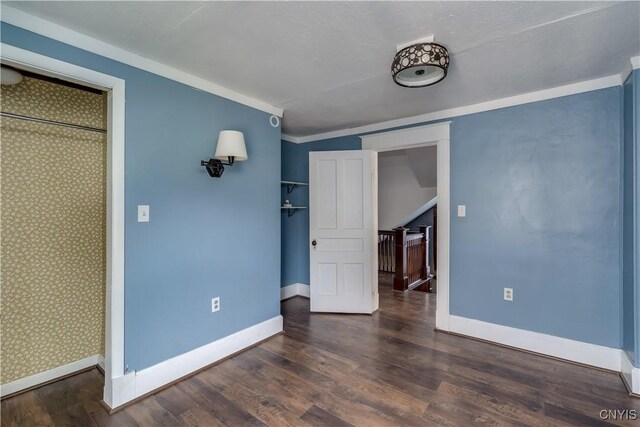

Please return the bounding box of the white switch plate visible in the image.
[211,297,220,313]
[138,205,149,222]
[457,205,466,217]
[504,288,513,301]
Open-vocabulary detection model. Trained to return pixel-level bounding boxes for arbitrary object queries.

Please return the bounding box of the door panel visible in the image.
[344,264,364,296]
[309,150,378,314]
[343,158,364,229]
[316,159,338,229]
[315,238,363,252]
[318,263,338,296]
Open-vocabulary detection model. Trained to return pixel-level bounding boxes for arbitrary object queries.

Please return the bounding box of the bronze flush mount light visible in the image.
[392,42,450,88]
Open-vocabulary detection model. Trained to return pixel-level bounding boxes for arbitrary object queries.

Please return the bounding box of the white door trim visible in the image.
[361,121,451,331]
[621,350,640,395]
[1,43,126,407]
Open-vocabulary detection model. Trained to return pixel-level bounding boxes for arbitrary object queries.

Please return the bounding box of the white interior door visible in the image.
[309,150,378,313]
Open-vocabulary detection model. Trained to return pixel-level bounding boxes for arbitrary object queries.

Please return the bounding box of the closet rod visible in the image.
[0,111,107,133]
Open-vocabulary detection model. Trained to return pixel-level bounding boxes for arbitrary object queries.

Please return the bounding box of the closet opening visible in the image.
[1,65,108,398]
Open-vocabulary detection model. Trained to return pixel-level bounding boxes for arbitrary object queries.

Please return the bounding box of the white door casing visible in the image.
[309,150,378,313]
[360,121,450,331]
[0,43,126,407]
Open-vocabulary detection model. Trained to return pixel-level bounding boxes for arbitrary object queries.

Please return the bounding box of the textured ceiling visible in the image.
[6,1,639,138]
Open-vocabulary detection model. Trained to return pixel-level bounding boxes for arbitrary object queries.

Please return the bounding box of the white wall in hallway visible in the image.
[378,147,437,230]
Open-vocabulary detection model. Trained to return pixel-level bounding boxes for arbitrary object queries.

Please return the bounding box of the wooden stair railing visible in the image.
[378,226,432,292]
[377,230,395,273]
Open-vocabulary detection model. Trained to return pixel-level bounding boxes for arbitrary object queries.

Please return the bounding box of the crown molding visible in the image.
[281,133,298,143]
[0,5,283,117]
[282,73,623,144]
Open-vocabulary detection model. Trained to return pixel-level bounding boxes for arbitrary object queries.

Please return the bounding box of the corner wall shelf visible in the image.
[281,180,308,194]
[281,206,307,217]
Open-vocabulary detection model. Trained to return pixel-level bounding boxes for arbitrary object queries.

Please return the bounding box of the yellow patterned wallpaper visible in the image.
[1,77,107,384]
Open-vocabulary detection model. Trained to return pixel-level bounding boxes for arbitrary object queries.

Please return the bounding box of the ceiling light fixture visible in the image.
[0,65,23,86]
[392,40,449,88]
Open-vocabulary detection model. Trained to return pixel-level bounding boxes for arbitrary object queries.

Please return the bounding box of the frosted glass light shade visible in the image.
[214,130,247,161]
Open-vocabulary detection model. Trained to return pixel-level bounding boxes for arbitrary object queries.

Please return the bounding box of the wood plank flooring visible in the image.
[3,275,639,426]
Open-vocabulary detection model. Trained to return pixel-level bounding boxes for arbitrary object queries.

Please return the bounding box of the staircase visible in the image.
[378,201,437,293]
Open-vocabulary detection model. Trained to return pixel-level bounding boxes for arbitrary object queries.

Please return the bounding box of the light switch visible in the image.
[457,205,466,217]
[138,205,150,222]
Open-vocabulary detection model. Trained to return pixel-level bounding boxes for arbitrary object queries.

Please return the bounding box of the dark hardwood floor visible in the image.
[3,275,639,426]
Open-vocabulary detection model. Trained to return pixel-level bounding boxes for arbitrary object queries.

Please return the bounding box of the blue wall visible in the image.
[448,89,620,348]
[623,70,640,366]
[636,69,640,367]
[281,137,361,287]
[2,23,281,371]
[283,88,622,348]
[636,70,640,367]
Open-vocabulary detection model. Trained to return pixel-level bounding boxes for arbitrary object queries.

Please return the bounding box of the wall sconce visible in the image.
[201,130,248,178]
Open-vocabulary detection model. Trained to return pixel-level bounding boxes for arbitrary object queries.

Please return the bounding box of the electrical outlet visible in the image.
[504,288,513,302]
[211,297,220,312]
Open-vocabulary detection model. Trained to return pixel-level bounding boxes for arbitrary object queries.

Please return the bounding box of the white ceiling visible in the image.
[6,1,639,138]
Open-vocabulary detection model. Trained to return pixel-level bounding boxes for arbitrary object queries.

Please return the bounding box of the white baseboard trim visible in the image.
[449,315,621,371]
[621,351,640,395]
[297,283,310,298]
[281,283,299,300]
[108,315,283,409]
[280,283,310,300]
[1,354,103,397]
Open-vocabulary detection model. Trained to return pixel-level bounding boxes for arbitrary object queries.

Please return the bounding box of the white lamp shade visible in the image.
[214,130,248,161]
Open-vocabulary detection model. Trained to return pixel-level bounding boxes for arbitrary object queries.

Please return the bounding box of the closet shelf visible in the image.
[281,180,308,194]
[281,206,307,217]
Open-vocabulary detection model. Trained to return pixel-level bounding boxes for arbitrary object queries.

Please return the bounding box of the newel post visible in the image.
[393,227,408,292]
[419,225,429,281]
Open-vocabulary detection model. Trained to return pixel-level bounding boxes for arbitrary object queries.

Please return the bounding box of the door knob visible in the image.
[312,240,317,248]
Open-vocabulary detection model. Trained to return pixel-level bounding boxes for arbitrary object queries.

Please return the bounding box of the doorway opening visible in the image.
[361,121,451,331]
[0,66,108,397]
[377,146,438,295]
[0,45,125,408]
